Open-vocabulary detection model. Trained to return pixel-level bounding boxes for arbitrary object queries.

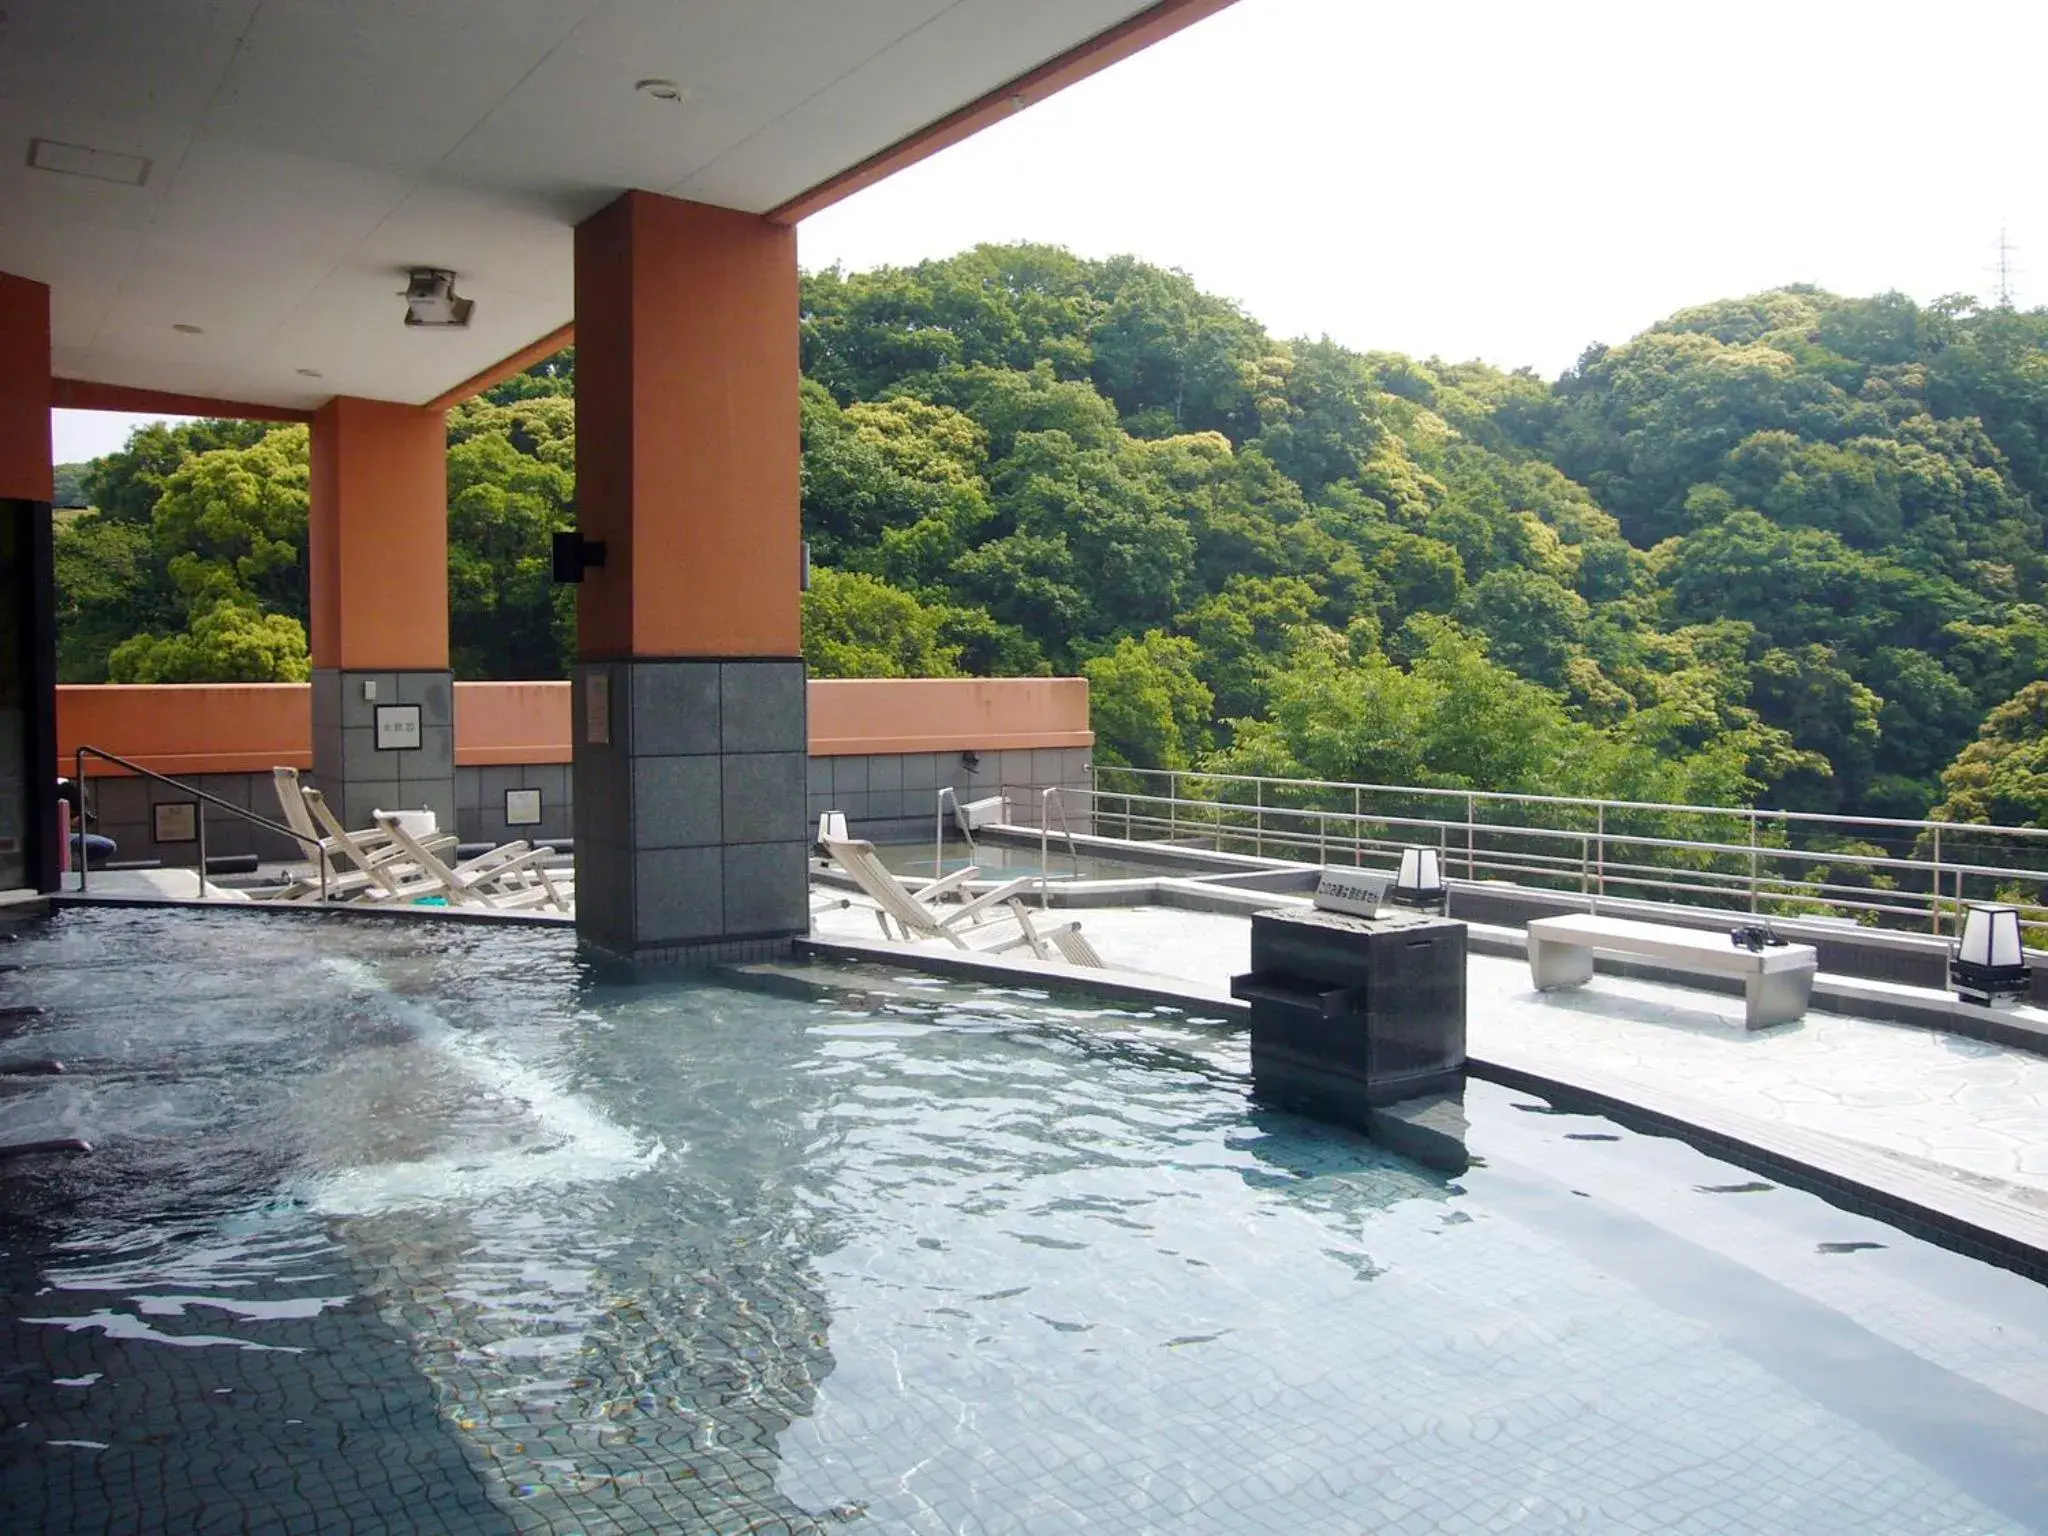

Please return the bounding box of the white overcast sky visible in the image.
[53,0,2048,467]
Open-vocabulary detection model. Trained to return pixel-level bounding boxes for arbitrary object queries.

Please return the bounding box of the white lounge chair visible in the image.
[1013,906,1106,969]
[298,788,451,902]
[372,812,570,913]
[820,836,1048,954]
[266,767,455,901]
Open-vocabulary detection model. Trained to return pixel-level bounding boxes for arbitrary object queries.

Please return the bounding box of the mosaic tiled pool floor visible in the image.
[4,909,2048,1532]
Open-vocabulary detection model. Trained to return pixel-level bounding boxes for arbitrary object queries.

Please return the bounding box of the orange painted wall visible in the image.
[454,681,574,766]
[57,678,1091,774]
[574,192,801,660]
[0,274,53,503]
[309,397,449,670]
[59,684,312,777]
[808,678,1093,756]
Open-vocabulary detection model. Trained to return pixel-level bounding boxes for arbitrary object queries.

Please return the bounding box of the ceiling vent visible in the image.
[400,268,474,329]
[27,138,151,186]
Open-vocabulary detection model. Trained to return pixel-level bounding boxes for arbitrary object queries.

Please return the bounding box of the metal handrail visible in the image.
[72,746,321,902]
[1077,765,2048,937]
[1038,786,1081,908]
[1093,764,2048,840]
[935,785,973,884]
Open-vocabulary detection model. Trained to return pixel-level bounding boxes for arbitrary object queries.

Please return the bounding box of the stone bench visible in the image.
[1526,914,1818,1030]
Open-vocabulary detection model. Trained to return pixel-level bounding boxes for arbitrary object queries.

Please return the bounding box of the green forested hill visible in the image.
[51,247,2048,826]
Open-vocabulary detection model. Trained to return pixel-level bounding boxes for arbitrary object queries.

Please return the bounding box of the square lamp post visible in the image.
[1391,846,1448,915]
[1951,903,2031,1007]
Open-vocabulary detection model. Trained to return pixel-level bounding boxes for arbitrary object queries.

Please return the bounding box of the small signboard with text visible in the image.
[1313,868,1391,918]
[374,703,422,751]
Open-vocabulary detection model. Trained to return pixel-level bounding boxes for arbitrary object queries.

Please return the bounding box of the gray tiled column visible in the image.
[309,668,456,834]
[573,658,808,966]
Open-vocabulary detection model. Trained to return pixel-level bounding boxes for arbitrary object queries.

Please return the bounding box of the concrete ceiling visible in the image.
[0,0,1187,411]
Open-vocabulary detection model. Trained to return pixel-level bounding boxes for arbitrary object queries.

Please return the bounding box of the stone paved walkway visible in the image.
[813,899,2048,1206]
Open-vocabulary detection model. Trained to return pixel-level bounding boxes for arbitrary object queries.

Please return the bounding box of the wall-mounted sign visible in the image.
[505,788,542,827]
[1313,868,1390,918]
[153,801,198,844]
[374,703,422,751]
[586,673,611,745]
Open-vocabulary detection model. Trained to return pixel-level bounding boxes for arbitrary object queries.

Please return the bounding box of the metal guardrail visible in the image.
[1057,766,2048,938]
[72,746,321,901]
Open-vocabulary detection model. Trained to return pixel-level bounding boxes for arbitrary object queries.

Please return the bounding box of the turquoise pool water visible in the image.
[2,908,2047,1533]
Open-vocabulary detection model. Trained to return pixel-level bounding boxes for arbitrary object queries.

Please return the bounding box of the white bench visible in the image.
[1526,914,1818,1030]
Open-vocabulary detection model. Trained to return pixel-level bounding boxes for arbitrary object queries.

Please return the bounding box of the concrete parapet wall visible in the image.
[59,677,1091,775]
[807,677,1091,755]
[56,678,1093,861]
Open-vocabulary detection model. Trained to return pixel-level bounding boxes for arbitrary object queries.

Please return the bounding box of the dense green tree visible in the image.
[108,600,310,683]
[149,427,312,623]
[82,419,273,525]
[1252,340,1385,496]
[1083,632,1213,770]
[445,397,577,679]
[1455,568,1589,689]
[52,463,89,508]
[1087,255,1267,438]
[802,568,964,679]
[55,515,173,681]
[1746,645,1881,812]
[1177,575,1330,724]
[1928,681,2048,835]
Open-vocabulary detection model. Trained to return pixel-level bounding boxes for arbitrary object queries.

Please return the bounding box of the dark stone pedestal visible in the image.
[572,657,809,967]
[1232,907,1467,1151]
[310,668,456,833]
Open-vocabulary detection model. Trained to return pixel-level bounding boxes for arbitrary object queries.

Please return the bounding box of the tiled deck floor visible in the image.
[814,901,2048,1207]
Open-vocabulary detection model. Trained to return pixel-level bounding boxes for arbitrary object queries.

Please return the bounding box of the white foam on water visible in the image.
[293,964,661,1216]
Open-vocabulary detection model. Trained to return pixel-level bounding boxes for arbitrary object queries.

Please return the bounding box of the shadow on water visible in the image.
[1232,1084,1472,1211]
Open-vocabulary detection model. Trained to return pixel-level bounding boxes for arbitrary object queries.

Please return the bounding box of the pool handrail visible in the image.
[1038,786,1081,907]
[936,785,976,885]
[71,745,323,902]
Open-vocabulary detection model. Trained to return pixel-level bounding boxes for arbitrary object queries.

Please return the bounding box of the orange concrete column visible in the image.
[309,397,448,672]
[306,396,454,832]
[573,191,801,659]
[572,191,807,963]
[0,274,53,503]
[0,273,56,891]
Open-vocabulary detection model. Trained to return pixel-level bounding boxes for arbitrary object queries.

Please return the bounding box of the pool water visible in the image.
[3,908,2048,1533]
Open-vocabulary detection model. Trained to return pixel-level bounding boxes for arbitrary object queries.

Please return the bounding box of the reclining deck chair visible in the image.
[297,788,452,902]
[1011,906,1107,968]
[372,812,571,913]
[820,836,1051,955]
[266,767,456,901]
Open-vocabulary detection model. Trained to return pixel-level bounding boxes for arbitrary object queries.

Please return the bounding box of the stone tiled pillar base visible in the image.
[309,668,456,834]
[573,657,808,965]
